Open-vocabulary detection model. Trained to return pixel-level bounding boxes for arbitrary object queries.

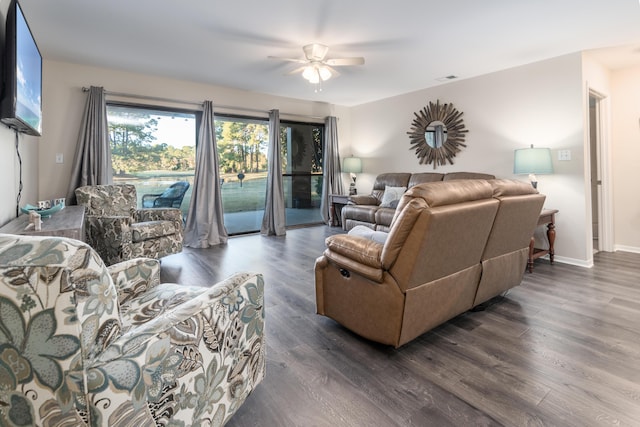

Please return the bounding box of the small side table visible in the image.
[329,194,350,227]
[0,205,86,242]
[528,208,558,272]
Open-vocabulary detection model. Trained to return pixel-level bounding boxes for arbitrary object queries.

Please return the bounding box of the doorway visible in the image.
[587,90,613,254]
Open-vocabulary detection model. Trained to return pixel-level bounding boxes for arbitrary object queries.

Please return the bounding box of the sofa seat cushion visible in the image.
[342,204,379,223]
[375,207,397,228]
[131,220,177,242]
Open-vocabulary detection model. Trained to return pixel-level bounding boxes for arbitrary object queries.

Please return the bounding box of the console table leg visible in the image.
[528,236,535,273]
[547,223,556,264]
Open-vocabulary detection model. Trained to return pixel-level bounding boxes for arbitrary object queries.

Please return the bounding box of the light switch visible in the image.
[558,149,571,161]
[55,153,64,163]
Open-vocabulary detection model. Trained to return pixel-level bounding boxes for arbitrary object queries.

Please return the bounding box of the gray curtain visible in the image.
[320,116,344,224]
[66,86,112,204]
[260,109,286,236]
[184,100,228,247]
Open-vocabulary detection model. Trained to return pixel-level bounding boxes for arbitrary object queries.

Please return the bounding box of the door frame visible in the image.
[587,88,614,253]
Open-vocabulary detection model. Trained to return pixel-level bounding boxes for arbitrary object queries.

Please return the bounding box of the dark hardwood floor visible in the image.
[160,226,640,427]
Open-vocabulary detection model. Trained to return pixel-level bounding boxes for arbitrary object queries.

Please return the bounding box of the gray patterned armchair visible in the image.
[75,184,184,266]
[0,233,265,426]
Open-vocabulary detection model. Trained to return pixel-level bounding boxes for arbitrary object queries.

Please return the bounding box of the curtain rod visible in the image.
[81,87,327,121]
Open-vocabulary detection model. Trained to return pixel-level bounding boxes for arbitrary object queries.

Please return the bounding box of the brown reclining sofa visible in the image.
[315,179,545,348]
[342,171,495,231]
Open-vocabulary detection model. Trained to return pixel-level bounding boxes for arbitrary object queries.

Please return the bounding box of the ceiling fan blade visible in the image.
[303,43,329,61]
[286,66,308,75]
[267,56,307,64]
[325,57,365,66]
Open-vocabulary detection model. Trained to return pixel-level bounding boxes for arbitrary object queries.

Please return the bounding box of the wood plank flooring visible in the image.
[160,226,640,427]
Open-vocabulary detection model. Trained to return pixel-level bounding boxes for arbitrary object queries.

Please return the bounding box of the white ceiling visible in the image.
[19,0,640,106]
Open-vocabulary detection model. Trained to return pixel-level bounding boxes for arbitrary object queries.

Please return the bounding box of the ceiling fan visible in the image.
[269,43,365,84]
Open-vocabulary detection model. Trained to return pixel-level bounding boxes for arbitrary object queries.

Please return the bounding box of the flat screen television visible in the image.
[0,0,42,136]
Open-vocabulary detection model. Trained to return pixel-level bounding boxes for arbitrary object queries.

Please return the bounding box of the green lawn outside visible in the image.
[115,171,322,219]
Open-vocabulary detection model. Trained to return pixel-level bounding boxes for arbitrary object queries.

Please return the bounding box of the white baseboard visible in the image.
[553,255,593,268]
[537,247,639,269]
[614,244,640,254]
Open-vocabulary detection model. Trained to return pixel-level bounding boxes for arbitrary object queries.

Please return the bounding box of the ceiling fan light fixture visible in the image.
[318,66,332,81]
[302,64,331,84]
[302,65,317,82]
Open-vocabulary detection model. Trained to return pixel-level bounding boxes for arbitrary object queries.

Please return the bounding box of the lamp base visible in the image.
[349,182,357,195]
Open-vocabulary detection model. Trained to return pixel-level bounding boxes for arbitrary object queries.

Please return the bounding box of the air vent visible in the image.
[436,75,458,82]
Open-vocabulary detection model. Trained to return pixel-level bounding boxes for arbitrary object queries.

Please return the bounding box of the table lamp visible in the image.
[342,156,362,195]
[514,145,553,189]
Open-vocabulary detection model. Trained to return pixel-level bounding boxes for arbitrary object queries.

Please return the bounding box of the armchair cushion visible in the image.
[131,220,177,242]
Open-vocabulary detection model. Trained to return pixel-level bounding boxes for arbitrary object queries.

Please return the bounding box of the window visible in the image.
[106,104,197,219]
[107,105,324,234]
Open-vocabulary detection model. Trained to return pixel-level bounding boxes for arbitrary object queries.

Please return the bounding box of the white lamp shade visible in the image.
[318,66,332,81]
[514,147,553,174]
[302,66,320,84]
[342,157,362,173]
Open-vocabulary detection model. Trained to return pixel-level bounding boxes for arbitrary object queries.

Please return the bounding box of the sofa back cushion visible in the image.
[443,171,495,181]
[482,179,546,259]
[391,179,494,226]
[383,180,499,290]
[407,172,444,188]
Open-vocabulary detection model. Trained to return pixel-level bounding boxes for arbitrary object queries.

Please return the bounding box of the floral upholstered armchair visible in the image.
[75,184,184,265]
[0,234,265,426]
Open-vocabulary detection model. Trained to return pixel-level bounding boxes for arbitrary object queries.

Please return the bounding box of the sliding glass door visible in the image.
[215,116,269,234]
[107,106,324,235]
[281,120,324,227]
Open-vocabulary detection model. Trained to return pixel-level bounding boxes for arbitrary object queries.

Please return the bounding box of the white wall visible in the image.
[611,65,640,253]
[349,54,591,265]
[0,126,38,225]
[38,60,350,202]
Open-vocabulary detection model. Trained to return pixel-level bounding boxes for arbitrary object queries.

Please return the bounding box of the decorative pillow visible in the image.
[348,225,389,244]
[379,186,406,208]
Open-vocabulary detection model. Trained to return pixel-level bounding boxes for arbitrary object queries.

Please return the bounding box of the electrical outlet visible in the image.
[558,149,571,161]
[55,153,64,164]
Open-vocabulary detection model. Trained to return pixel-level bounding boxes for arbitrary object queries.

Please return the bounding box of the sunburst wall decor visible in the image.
[407,100,468,168]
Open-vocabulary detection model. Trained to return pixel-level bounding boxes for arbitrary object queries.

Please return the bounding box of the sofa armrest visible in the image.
[88,272,265,423]
[108,257,161,305]
[324,234,385,282]
[326,234,383,268]
[348,194,379,205]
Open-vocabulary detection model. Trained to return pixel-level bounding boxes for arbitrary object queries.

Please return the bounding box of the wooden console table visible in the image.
[0,205,86,242]
[329,194,350,227]
[528,208,558,272]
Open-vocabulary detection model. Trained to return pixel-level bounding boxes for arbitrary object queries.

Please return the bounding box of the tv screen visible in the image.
[1,0,42,136]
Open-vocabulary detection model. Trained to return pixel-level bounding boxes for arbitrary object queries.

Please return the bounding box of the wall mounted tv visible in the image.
[0,0,42,136]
